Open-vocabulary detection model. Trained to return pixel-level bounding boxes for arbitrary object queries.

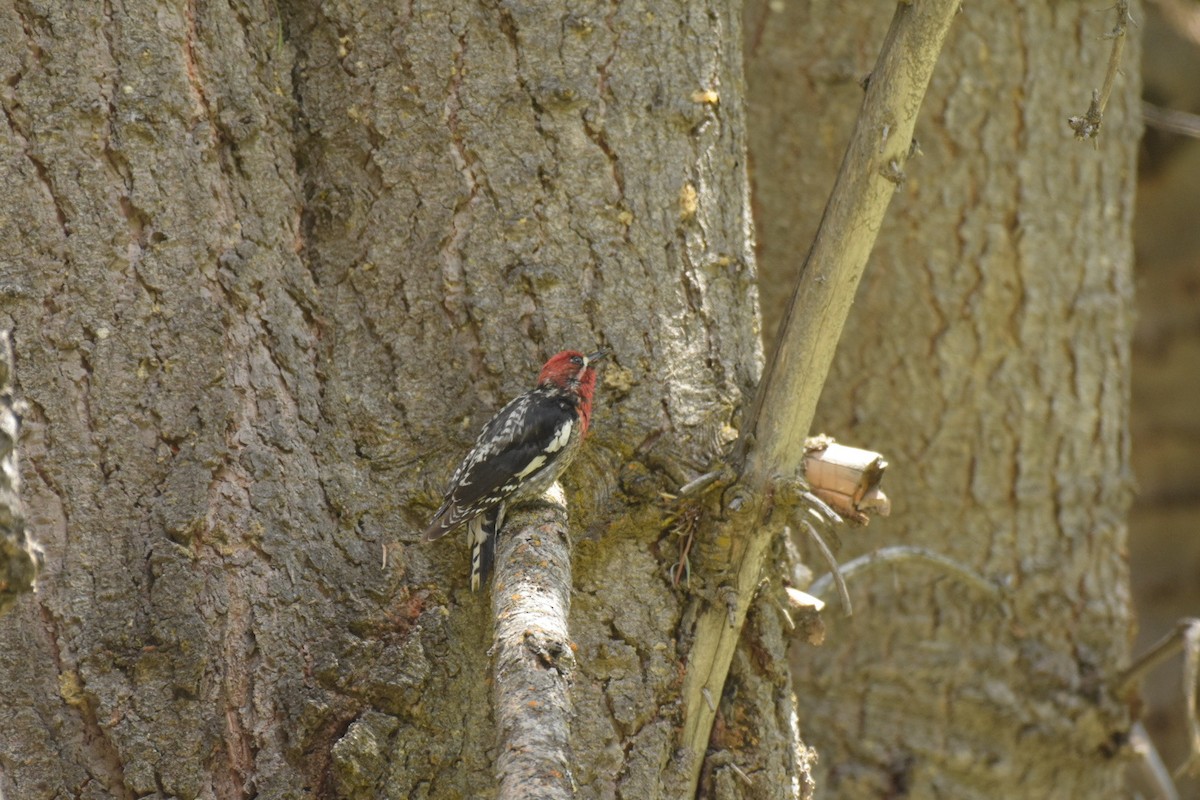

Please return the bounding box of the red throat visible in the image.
[574,372,597,435]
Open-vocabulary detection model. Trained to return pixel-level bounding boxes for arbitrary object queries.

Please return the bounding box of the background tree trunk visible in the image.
[0,1,808,798]
[1130,4,1200,797]
[747,1,1139,797]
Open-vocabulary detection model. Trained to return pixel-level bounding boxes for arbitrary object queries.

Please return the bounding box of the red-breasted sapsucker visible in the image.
[423,349,608,590]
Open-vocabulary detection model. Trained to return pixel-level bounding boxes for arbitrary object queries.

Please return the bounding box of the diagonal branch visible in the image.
[491,484,576,800]
[736,0,959,485]
[1068,0,1133,140]
[677,0,962,790]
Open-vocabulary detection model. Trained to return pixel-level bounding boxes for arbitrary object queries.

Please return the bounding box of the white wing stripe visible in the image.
[514,454,547,479]
[545,420,572,453]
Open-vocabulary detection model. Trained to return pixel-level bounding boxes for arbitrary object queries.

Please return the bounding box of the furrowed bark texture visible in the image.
[1,2,326,797]
[492,487,574,800]
[0,0,792,798]
[747,0,1139,796]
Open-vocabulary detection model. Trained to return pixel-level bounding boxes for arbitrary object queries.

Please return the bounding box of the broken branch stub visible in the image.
[801,437,890,525]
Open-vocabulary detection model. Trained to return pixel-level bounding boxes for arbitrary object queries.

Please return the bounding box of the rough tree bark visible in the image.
[0,1,800,798]
[747,0,1140,797]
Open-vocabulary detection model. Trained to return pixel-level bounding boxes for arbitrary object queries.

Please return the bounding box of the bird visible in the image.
[423,349,608,590]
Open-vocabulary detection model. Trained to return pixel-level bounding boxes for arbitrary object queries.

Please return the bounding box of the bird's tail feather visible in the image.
[469,504,505,591]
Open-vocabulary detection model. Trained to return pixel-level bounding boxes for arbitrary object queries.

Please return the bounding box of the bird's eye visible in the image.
[570,355,584,366]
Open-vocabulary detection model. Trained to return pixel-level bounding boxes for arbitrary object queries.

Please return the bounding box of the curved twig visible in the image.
[808,545,1002,601]
[801,522,852,615]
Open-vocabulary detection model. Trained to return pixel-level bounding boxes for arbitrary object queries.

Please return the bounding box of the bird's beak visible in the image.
[585,350,610,366]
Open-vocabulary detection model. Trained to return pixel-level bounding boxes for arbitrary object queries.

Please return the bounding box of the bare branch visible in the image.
[801,522,852,615]
[491,484,575,800]
[1130,722,1180,800]
[1111,619,1200,780]
[1178,621,1200,778]
[1115,618,1200,696]
[736,0,960,482]
[1068,1,1133,140]
[677,0,962,789]
[808,545,1002,601]
[1142,100,1200,139]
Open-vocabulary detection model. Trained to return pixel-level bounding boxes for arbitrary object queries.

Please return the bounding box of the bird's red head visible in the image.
[537,349,608,433]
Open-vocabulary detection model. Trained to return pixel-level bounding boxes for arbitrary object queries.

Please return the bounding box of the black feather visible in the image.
[423,389,574,541]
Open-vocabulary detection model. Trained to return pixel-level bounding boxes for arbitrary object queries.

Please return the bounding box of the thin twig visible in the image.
[801,490,844,528]
[808,545,1002,601]
[668,502,702,588]
[1178,621,1200,778]
[677,467,729,498]
[1130,722,1180,800]
[1112,619,1200,780]
[1115,618,1199,696]
[672,524,696,588]
[1068,0,1134,140]
[801,522,851,615]
[727,761,754,787]
[1142,101,1200,139]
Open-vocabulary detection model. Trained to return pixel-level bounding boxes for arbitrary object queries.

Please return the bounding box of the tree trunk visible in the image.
[747,1,1139,797]
[0,1,803,798]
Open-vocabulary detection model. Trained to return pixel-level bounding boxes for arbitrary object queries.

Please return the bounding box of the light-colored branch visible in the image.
[1111,619,1200,781]
[1142,100,1200,139]
[736,0,958,486]
[1115,618,1199,696]
[491,484,575,800]
[677,0,961,789]
[1130,722,1180,800]
[1068,0,1133,140]
[1179,621,1200,778]
[0,330,40,616]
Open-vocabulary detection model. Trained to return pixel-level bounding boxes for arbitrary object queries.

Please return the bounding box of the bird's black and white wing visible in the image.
[422,390,574,541]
